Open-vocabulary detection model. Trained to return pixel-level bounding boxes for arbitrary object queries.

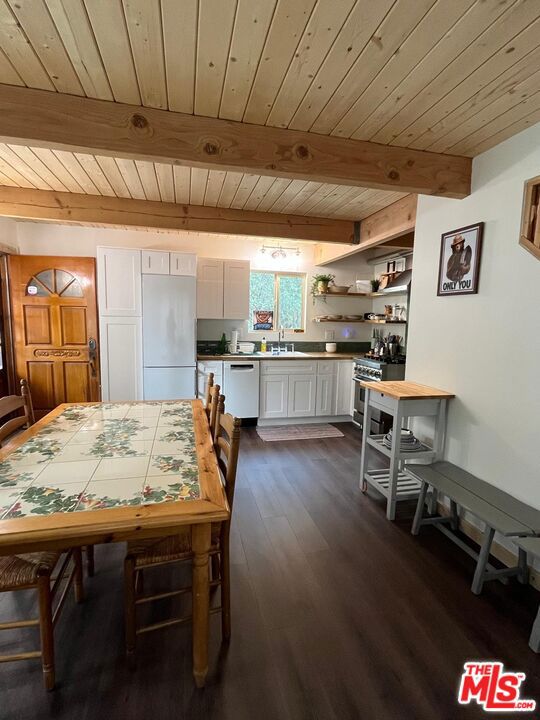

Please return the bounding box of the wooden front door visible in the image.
[8,256,100,417]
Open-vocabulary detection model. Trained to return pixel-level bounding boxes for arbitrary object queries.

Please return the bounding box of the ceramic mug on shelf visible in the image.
[325,343,337,353]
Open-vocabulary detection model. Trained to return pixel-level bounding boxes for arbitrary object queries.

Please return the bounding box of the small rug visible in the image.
[256,424,344,442]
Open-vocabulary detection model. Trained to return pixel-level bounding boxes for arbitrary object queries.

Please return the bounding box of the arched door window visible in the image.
[26,269,83,298]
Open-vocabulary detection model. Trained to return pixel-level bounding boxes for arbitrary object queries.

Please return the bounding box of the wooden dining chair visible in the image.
[0,549,84,690]
[203,372,214,422]
[123,406,241,655]
[0,383,84,690]
[0,379,35,447]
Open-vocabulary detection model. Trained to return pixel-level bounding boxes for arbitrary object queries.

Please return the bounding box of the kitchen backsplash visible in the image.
[197,340,371,355]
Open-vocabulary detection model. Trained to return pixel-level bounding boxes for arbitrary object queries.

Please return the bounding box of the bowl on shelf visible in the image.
[328,284,351,293]
[344,315,363,320]
[326,314,343,320]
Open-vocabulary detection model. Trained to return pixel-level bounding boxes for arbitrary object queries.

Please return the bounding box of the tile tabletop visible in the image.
[0,401,201,520]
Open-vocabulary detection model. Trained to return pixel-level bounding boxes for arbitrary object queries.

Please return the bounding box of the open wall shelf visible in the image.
[314,290,408,299]
[314,318,407,324]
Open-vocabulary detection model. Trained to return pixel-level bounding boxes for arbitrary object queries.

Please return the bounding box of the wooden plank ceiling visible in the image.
[0,0,538,224]
[0,144,407,221]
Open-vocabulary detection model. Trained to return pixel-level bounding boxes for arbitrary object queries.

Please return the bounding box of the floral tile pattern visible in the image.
[0,461,43,488]
[0,401,201,519]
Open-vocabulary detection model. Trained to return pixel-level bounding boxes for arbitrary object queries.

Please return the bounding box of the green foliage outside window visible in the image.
[249,271,305,331]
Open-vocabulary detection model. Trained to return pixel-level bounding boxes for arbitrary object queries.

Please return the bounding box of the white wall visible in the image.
[408,122,540,508]
[0,217,19,253]
[15,221,374,343]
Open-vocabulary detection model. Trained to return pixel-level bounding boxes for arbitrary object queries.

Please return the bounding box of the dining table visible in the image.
[0,398,229,688]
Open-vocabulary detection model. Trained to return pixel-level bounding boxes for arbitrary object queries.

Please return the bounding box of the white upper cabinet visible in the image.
[97,247,141,316]
[142,250,169,275]
[223,260,250,319]
[197,258,250,319]
[197,258,224,319]
[171,252,197,277]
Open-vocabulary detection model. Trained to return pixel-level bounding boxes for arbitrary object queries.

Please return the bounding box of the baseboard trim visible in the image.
[437,501,540,592]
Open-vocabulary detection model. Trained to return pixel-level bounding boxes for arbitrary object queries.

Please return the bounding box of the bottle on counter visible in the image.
[261,336,267,352]
[217,332,227,355]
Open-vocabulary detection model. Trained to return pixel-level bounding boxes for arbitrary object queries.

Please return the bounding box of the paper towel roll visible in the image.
[230,330,239,353]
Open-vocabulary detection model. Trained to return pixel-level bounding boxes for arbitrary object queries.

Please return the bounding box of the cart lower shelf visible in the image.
[364,468,422,501]
[366,434,435,461]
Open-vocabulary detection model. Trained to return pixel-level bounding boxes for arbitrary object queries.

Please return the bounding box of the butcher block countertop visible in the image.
[197,352,359,361]
[360,380,455,400]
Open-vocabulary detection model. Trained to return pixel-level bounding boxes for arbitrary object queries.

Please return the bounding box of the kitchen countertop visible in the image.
[360,380,454,400]
[197,352,361,361]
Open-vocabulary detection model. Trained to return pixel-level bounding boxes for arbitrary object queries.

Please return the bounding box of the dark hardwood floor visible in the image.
[1,422,539,719]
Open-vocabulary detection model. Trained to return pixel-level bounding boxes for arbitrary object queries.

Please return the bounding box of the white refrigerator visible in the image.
[142,274,196,400]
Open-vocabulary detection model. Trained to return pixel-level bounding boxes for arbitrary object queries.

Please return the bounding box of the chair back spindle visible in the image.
[214,412,241,510]
[0,379,35,446]
[208,385,221,439]
[203,372,214,421]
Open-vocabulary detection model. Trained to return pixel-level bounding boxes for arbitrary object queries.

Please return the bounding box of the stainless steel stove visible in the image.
[352,357,406,432]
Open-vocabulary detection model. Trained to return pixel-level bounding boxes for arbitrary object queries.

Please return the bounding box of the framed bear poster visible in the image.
[437,222,484,296]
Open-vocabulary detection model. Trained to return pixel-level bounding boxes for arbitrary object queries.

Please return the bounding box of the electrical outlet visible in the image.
[325,330,334,341]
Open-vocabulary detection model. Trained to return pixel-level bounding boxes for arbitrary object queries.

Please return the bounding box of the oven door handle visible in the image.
[353,377,378,383]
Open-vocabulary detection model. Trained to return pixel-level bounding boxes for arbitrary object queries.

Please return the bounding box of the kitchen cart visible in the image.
[359,380,455,520]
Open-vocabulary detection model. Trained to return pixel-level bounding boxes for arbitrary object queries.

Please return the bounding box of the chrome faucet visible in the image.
[272,326,286,355]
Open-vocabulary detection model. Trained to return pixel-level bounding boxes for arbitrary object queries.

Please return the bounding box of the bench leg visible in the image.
[428,488,438,515]
[529,604,540,653]
[411,482,428,536]
[518,548,529,585]
[471,526,495,595]
[450,500,459,532]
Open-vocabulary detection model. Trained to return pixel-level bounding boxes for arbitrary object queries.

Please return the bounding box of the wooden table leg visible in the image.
[192,522,211,688]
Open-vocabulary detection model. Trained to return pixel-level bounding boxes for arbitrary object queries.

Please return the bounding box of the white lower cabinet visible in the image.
[260,374,288,419]
[288,374,317,417]
[259,359,352,421]
[335,360,354,416]
[100,316,143,401]
[316,374,335,416]
[197,361,223,399]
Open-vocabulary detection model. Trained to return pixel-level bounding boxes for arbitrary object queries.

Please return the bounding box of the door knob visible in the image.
[88,337,97,377]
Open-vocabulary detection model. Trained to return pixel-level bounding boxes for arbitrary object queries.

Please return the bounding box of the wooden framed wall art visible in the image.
[437,222,484,296]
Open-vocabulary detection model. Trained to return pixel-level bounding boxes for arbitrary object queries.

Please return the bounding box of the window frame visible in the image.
[249,270,306,333]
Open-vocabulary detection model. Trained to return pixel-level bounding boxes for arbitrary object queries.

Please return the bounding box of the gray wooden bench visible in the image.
[515,537,540,653]
[409,461,540,595]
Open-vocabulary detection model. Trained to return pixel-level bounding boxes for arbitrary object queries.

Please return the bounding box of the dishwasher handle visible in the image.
[229,364,256,371]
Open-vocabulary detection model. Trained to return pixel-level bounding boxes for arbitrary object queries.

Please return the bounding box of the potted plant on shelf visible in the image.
[311,273,335,299]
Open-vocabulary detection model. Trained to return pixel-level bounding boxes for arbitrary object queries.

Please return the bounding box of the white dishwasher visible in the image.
[223,360,260,419]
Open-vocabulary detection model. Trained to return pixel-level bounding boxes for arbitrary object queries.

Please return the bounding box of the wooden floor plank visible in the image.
[0,422,538,718]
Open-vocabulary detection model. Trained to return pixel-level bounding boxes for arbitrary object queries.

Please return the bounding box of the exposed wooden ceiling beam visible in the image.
[315,194,417,265]
[0,186,356,244]
[0,85,471,199]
